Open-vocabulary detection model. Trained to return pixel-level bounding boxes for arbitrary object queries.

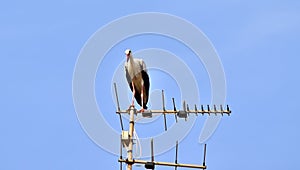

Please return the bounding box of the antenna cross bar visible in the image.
[118,159,207,169]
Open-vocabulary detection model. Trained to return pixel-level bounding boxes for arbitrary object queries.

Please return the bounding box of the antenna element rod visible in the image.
[162,90,167,131]
[120,135,123,170]
[172,98,178,122]
[114,83,124,130]
[203,144,207,167]
[151,138,154,162]
[175,141,178,170]
[114,83,121,111]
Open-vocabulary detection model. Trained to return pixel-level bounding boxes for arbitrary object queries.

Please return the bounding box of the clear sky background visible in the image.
[1,1,300,170]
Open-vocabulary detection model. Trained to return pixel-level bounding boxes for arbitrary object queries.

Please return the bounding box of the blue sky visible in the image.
[1,1,300,170]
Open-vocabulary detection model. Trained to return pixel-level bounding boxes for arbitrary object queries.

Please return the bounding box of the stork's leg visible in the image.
[131,81,135,106]
[140,80,145,112]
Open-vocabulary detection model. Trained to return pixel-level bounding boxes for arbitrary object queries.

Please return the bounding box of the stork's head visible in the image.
[125,49,132,61]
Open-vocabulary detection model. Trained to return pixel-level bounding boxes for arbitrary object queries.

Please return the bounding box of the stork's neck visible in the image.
[127,55,134,67]
[127,55,137,78]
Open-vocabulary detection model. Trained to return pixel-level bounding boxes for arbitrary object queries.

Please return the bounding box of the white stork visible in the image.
[124,49,150,112]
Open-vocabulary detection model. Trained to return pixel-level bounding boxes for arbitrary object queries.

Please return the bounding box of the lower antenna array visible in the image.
[114,83,231,170]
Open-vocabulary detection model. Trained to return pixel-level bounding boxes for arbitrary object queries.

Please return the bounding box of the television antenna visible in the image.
[114,83,231,170]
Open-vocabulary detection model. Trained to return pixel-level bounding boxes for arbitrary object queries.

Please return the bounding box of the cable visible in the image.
[133,128,142,158]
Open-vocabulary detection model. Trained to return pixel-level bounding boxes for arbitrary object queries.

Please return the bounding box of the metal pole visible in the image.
[127,105,135,170]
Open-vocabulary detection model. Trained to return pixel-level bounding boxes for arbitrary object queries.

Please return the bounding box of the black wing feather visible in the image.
[141,70,150,109]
